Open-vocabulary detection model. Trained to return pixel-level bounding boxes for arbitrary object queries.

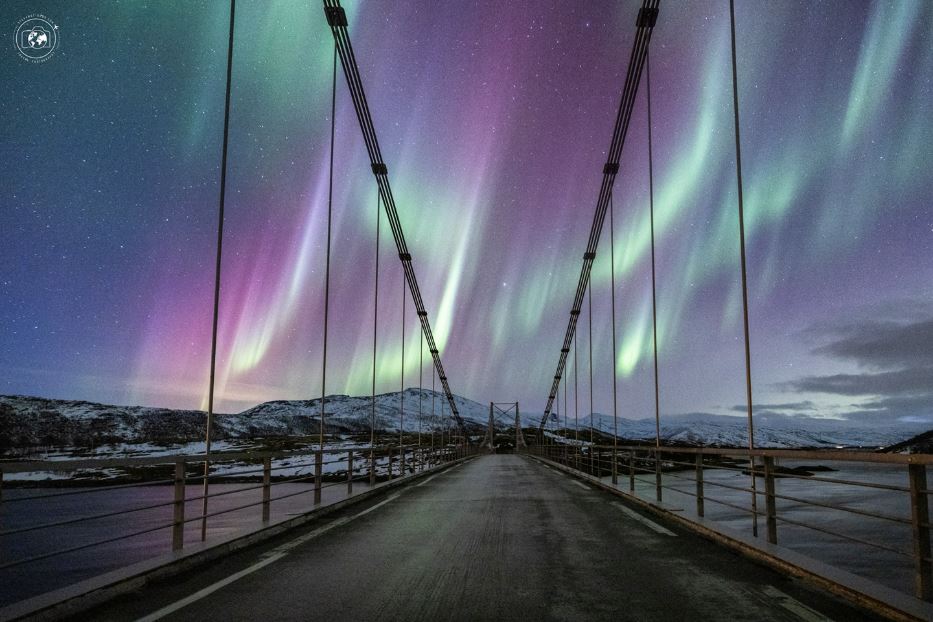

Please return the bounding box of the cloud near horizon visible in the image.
[782,314,933,424]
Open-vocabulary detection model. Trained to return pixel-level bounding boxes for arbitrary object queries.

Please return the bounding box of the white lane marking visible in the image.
[610,502,676,536]
[134,553,285,622]
[761,586,834,622]
[571,480,591,491]
[135,493,400,622]
[275,493,399,553]
[415,471,444,487]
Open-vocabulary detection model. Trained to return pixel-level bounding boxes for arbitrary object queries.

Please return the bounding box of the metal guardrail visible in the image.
[529,440,933,602]
[0,442,476,576]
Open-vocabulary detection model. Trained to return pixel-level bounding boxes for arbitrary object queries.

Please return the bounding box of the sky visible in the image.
[2,0,932,430]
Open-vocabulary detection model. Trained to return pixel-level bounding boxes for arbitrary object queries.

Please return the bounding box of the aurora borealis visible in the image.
[2,1,932,429]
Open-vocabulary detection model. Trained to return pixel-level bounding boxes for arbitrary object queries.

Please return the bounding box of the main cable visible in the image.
[323,0,467,437]
[538,1,660,432]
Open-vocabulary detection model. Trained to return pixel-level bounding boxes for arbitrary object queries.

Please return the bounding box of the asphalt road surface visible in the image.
[83,454,879,621]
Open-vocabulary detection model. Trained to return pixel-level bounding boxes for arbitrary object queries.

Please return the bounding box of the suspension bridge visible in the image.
[1,1,931,621]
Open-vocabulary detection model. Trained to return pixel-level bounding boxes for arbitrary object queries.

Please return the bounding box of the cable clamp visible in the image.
[325,6,348,27]
[637,7,659,28]
[371,162,388,175]
[603,162,619,175]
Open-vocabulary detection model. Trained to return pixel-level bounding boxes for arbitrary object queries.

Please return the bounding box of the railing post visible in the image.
[629,450,635,493]
[388,447,394,480]
[401,446,406,475]
[314,451,323,505]
[612,449,618,485]
[262,456,271,523]
[655,449,662,503]
[347,450,354,495]
[695,453,704,518]
[172,460,185,551]
[763,456,777,544]
[370,449,376,486]
[909,463,932,601]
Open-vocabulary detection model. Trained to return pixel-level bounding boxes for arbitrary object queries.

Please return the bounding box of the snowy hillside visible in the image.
[541,411,928,449]
[0,391,489,449]
[1,393,927,451]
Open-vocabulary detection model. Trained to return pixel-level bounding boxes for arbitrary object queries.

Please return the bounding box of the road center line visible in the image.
[761,586,834,622]
[610,502,676,536]
[135,493,401,622]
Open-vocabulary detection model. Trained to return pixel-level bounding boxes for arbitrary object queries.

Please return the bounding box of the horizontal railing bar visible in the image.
[0,477,177,503]
[0,520,173,571]
[582,445,933,465]
[775,514,913,558]
[771,492,912,526]
[0,495,182,536]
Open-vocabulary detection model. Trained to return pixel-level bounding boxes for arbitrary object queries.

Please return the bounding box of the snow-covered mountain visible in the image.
[1,393,927,450]
[0,391,489,449]
[543,411,929,449]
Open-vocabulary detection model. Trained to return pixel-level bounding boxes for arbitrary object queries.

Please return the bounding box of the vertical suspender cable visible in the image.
[201,0,236,542]
[419,331,423,451]
[563,366,568,437]
[647,46,663,504]
[588,286,594,449]
[431,366,436,453]
[370,187,380,485]
[400,271,405,456]
[320,39,337,457]
[647,47,661,452]
[729,0,758,537]
[610,193,619,483]
[574,337,579,445]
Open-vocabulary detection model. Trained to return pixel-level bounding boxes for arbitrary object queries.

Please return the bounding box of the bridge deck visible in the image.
[84,454,875,621]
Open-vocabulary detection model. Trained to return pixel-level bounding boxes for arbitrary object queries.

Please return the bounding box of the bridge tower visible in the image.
[515,402,527,449]
[484,403,495,451]
[485,402,522,452]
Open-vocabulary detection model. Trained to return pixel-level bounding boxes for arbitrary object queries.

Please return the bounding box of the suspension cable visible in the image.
[320,36,337,454]
[201,0,236,542]
[574,335,579,445]
[588,285,594,445]
[538,0,660,432]
[323,0,467,437]
[729,0,759,537]
[647,47,661,450]
[400,269,405,451]
[419,330,423,449]
[610,194,619,464]
[431,363,436,452]
[370,185,380,484]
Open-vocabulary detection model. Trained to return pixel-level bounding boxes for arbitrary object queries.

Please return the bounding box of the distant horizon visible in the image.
[3,391,929,432]
[3,2,931,428]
